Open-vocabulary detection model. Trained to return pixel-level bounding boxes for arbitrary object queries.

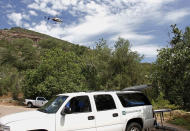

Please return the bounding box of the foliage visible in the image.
[23,38,146,99]
[22,48,87,99]
[0,38,40,71]
[151,92,177,110]
[143,64,161,102]
[38,38,61,49]
[153,25,190,110]
[0,28,151,100]
[82,38,145,91]
[0,66,21,99]
[0,28,89,98]
[38,38,89,56]
[168,112,190,130]
[82,38,111,90]
[110,38,143,89]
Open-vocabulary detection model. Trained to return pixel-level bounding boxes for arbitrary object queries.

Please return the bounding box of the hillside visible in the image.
[0,27,74,43]
[0,27,89,54]
[0,27,152,101]
[0,27,46,41]
[0,27,90,97]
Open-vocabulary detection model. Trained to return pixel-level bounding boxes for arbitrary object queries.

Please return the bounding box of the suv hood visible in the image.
[0,110,48,125]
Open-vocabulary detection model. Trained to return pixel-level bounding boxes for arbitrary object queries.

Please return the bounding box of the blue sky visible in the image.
[0,0,190,62]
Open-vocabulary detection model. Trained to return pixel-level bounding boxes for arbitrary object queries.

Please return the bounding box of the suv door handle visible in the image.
[88,116,95,120]
[112,113,118,117]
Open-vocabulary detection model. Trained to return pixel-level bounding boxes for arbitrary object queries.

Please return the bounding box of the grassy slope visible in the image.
[0,27,89,55]
[1,27,71,44]
[0,27,90,97]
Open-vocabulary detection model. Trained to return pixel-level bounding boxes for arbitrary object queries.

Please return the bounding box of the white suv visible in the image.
[0,91,154,131]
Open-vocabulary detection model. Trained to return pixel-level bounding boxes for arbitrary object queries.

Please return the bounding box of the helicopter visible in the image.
[44,16,63,23]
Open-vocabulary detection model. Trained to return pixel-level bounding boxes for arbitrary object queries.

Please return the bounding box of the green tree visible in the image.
[0,39,18,66]
[0,38,40,71]
[82,38,144,91]
[38,38,62,49]
[110,38,143,90]
[22,48,87,99]
[0,66,21,99]
[82,38,113,90]
[153,25,190,110]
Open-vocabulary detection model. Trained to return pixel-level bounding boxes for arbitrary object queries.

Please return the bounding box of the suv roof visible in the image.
[58,90,142,97]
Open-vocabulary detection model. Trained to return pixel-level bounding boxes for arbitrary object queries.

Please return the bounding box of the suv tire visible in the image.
[126,122,142,131]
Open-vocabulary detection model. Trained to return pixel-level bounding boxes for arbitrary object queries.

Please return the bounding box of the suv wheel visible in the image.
[126,122,142,131]
[27,102,33,108]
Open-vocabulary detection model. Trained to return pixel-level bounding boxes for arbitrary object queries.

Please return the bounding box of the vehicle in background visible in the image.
[24,97,48,108]
[0,91,154,131]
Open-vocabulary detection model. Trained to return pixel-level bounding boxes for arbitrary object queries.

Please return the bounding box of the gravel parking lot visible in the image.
[0,105,36,117]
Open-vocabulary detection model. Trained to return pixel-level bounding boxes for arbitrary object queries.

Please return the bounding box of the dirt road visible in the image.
[0,105,36,117]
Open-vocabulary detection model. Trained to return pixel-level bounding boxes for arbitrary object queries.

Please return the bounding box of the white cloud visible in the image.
[57,0,172,44]
[28,1,60,15]
[7,12,29,26]
[29,10,37,16]
[112,33,154,43]
[29,21,64,39]
[7,13,23,26]
[24,23,30,28]
[164,8,190,22]
[27,0,188,59]
[131,44,162,58]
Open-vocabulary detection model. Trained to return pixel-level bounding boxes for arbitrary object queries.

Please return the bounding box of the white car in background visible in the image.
[0,91,154,131]
[24,97,48,108]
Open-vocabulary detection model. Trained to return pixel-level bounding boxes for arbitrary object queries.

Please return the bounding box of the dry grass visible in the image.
[0,93,24,106]
[167,110,190,130]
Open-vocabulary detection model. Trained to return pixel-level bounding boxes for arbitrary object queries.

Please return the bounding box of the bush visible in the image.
[152,92,178,110]
[168,111,190,130]
[22,48,87,99]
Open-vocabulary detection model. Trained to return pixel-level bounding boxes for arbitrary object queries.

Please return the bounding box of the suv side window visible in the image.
[117,93,151,107]
[66,96,92,113]
[94,94,116,111]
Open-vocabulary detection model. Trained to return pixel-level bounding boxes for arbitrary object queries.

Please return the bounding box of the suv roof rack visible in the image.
[122,84,152,91]
[78,85,151,93]
[85,90,118,93]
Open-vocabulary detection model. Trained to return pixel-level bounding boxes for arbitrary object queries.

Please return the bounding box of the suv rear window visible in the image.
[117,93,151,107]
[94,94,116,111]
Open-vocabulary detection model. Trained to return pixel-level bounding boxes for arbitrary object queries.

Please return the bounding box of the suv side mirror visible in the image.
[61,107,71,115]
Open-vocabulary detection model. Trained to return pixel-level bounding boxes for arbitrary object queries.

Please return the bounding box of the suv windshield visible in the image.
[38,95,68,113]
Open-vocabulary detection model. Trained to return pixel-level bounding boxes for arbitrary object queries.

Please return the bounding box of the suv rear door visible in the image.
[117,93,154,128]
[93,94,123,131]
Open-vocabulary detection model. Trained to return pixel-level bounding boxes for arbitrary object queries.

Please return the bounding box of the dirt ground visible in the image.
[0,105,189,131]
[0,105,36,117]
